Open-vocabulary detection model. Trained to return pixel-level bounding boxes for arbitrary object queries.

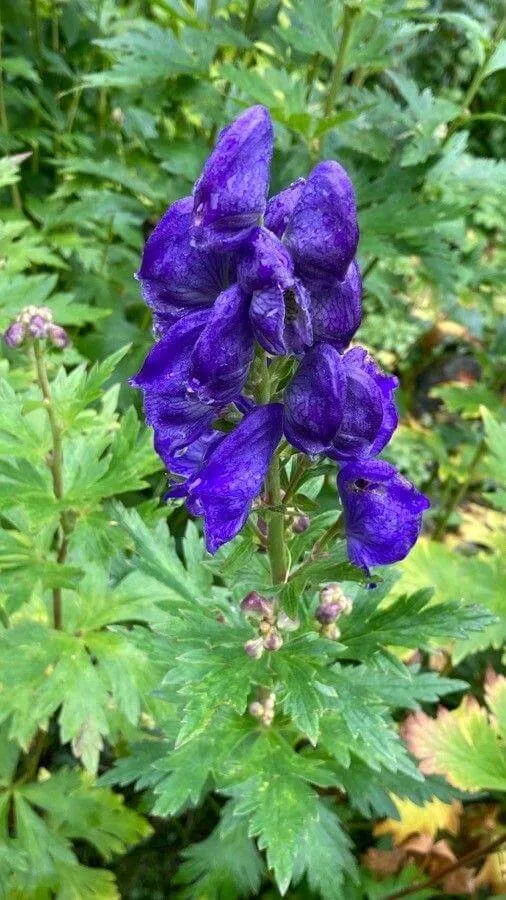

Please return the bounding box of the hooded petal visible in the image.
[345,347,399,457]
[183,404,283,553]
[304,259,362,350]
[189,285,255,405]
[283,344,346,455]
[136,197,233,331]
[158,430,222,479]
[192,106,274,252]
[237,226,294,293]
[284,160,359,280]
[328,348,385,462]
[131,311,217,453]
[250,281,312,356]
[264,178,305,238]
[338,459,430,571]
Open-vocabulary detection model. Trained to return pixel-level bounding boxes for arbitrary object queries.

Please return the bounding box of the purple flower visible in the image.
[192,106,274,251]
[284,161,359,281]
[337,459,430,571]
[283,343,398,461]
[303,260,362,351]
[169,404,283,553]
[136,196,234,333]
[237,226,312,356]
[264,178,305,238]
[188,285,255,405]
[3,322,25,348]
[131,312,217,455]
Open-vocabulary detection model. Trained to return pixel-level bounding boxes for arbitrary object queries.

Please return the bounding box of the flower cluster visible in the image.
[4,306,68,349]
[133,106,429,569]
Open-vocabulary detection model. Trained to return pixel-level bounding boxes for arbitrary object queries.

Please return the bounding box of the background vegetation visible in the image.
[0,0,504,896]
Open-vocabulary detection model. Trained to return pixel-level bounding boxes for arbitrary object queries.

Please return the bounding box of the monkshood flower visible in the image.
[283,343,398,461]
[337,460,430,571]
[136,105,361,353]
[167,404,283,553]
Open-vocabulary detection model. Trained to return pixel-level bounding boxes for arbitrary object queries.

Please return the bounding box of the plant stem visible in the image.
[433,437,487,541]
[0,18,22,211]
[243,0,256,36]
[257,354,288,585]
[32,340,68,629]
[283,456,311,507]
[447,13,506,138]
[288,515,344,583]
[385,832,506,900]
[323,3,358,118]
[30,0,42,59]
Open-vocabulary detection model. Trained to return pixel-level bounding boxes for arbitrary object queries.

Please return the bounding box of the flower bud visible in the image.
[277,611,300,632]
[48,324,69,349]
[4,321,25,348]
[28,314,49,339]
[263,630,283,652]
[293,514,310,533]
[249,701,264,719]
[240,591,273,620]
[321,622,341,641]
[316,584,353,623]
[244,637,264,659]
[262,692,275,712]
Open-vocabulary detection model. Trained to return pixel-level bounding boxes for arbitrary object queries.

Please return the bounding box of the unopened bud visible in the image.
[263,630,283,652]
[262,692,275,712]
[249,701,264,719]
[111,106,124,126]
[48,324,69,349]
[277,611,299,632]
[4,321,25,348]
[28,314,49,339]
[241,591,273,620]
[316,584,353,623]
[244,637,264,659]
[321,622,341,641]
[293,514,310,533]
[259,619,272,635]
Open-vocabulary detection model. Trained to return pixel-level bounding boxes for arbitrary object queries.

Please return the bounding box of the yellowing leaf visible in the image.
[403,697,506,792]
[374,796,462,844]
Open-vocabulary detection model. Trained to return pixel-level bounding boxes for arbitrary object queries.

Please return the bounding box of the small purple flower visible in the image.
[48,324,69,349]
[28,315,49,339]
[284,161,359,281]
[3,322,25,348]
[241,591,274,619]
[337,459,430,571]
[168,404,283,553]
[192,105,274,251]
[283,343,398,461]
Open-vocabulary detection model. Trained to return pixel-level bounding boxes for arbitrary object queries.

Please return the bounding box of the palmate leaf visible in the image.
[397,538,506,661]
[338,583,492,656]
[175,801,264,900]
[0,620,159,772]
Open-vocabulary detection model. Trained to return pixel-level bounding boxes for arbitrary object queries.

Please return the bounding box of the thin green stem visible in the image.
[447,13,506,139]
[0,18,22,211]
[30,0,42,59]
[288,515,344,583]
[257,354,288,585]
[283,456,311,508]
[433,438,487,541]
[243,0,256,36]
[323,4,358,118]
[32,341,69,629]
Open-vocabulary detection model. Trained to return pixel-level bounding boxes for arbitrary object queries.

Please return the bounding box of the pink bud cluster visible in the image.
[4,306,69,350]
[242,591,299,659]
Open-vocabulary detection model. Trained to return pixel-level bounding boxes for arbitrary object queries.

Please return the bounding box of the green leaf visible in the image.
[484,39,506,78]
